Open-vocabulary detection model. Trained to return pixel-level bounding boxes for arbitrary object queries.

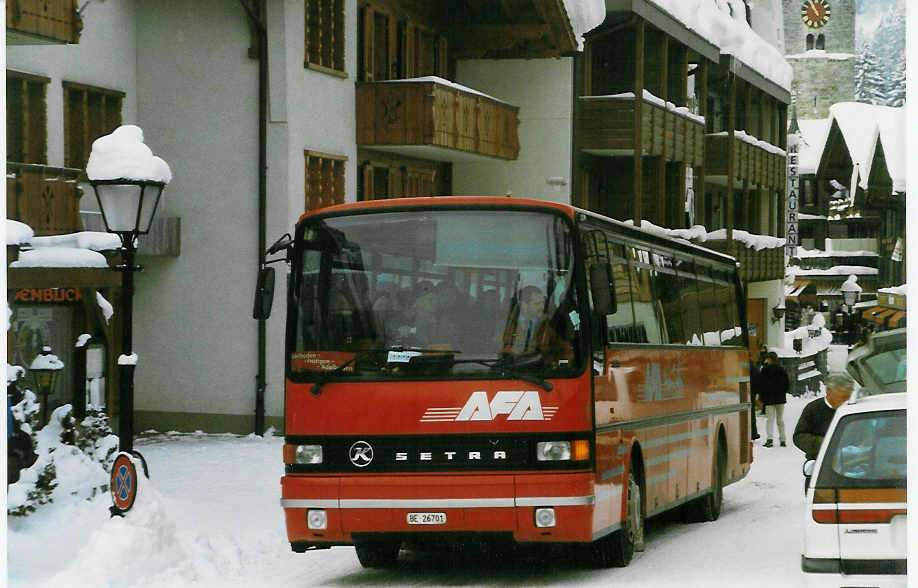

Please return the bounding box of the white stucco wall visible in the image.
[453,58,574,203]
[133,1,264,422]
[826,237,878,253]
[6,2,138,167]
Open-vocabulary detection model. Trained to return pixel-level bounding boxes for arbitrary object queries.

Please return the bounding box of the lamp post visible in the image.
[87,125,171,454]
[29,346,64,427]
[840,275,861,346]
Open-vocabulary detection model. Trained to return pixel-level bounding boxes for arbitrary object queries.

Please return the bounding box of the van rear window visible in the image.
[818,410,906,486]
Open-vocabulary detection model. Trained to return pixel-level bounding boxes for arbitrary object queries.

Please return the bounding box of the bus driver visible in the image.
[502,285,572,365]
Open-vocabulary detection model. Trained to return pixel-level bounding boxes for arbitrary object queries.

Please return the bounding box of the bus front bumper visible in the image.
[281,472,610,546]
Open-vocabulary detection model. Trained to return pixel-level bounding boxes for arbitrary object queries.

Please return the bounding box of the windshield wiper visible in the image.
[452,351,554,392]
[309,346,425,396]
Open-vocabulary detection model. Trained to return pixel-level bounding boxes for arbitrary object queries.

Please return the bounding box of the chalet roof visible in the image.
[796,119,830,176]
[817,103,906,195]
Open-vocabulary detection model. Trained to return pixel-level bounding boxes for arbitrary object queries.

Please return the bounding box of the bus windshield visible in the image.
[291,209,583,380]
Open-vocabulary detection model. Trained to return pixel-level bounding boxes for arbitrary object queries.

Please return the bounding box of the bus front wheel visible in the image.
[594,468,644,567]
[355,541,400,569]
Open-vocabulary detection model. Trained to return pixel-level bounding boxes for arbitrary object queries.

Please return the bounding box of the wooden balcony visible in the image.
[702,239,785,283]
[7,0,82,44]
[577,93,705,166]
[356,78,520,162]
[704,132,786,190]
[7,162,84,236]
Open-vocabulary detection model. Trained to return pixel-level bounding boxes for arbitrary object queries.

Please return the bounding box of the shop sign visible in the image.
[13,288,82,303]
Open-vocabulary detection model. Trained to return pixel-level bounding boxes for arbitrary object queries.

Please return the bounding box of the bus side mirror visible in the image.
[589,263,617,316]
[253,266,276,320]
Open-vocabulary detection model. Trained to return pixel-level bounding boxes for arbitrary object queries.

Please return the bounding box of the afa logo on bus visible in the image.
[421,391,558,422]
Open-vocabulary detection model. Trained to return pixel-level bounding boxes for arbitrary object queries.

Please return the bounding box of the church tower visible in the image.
[783,0,856,118]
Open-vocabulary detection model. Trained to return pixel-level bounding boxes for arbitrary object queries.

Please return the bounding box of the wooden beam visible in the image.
[695,60,707,225]
[8,268,121,289]
[633,20,644,227]
[726,72,736,243]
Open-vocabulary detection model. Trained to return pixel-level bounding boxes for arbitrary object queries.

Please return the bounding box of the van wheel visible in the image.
[355,542,400,568]
[684,444,725,522]
[593,468,644,567]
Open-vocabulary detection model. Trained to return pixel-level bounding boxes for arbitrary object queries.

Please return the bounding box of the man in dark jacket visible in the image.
[758,352,789,447]
[793,373,855,460]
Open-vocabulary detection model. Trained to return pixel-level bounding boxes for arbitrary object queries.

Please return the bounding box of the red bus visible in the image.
[255,197,753,568]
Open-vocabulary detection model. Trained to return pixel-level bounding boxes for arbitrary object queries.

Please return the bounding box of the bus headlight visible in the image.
[534,507,556,528]
[536,440,590,461]
[284,444,323,464]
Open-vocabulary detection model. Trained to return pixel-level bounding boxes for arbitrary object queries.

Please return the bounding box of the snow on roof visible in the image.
[790,264,878,277]
[562,0,606,51]
[86,125,172,184]
[796,247,877,258]
[877,284,906,296]
[644,0,792,91]
[6,219,34,245]
[9,248,109,269]
[823,103,906,194]
[30,231,121,251]
[796,119,830,175]
[623,220,785,251]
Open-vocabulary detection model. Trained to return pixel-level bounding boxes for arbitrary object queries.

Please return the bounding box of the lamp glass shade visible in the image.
[95,183,143,232]
[842,290,857,306]
[32,369,59,395]
[94,181,164,234]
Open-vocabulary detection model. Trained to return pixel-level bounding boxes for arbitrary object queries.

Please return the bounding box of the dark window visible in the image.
[806,34,814,51]
[305,0,346,75]
[305,150,346,212]
[815,34,825,50]
[7,70,49,164]
[63,82,124,170]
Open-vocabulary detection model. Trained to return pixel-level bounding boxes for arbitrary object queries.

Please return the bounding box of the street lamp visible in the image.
[87,125,171,454]
[839,275,862,346]
[29,346,64,426]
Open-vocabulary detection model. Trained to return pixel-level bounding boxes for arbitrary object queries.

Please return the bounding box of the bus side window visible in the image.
[713,268,743,345]
[629,247,664,344]
[675,257,703,345]
[652,251,684,344]
[696,264,722,346]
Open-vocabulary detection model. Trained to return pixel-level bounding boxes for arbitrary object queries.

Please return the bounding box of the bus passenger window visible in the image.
[675,258,703,345]
[652,252,684,344]
[696,265,722,346]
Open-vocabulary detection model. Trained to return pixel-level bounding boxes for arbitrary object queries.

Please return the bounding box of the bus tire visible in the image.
[355,541,400,569]
[593,468,644,567]
[684,441,725,522]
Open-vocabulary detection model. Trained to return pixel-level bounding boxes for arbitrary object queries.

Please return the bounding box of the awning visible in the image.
[885,310,906,329]
[861,306,896,325]
[785,279,810,298]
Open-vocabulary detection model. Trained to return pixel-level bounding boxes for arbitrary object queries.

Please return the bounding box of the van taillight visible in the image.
[812,487,907,524]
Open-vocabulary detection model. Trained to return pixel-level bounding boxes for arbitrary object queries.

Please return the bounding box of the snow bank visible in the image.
[86,125,172,184]
[30,231,121,251]
[9,248,109,269]
[7,219,34,245]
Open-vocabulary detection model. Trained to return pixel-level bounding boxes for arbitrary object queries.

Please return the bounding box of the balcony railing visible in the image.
[704,132,786,190]
[702,238,785,283]
[577,92,705,166]
[7,162,84,236]
[7,0,82,44]
[356,77,520,161]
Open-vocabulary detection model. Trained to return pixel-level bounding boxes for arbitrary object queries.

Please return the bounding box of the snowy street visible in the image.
[8,394,823,588]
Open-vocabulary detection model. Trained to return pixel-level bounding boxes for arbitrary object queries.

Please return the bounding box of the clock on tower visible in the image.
[800,0,831,29]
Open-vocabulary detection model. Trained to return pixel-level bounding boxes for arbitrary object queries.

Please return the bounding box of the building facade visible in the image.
[8,0,791,434]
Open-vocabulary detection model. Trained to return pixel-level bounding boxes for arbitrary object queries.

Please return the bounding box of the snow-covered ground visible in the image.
[8,389,838,588]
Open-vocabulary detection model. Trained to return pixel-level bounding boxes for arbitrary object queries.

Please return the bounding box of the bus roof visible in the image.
[299,196,738,267]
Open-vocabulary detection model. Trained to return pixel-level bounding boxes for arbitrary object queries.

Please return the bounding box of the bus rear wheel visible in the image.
[355,541,400,568]
[684,444,725,522]
[594,468,644,567]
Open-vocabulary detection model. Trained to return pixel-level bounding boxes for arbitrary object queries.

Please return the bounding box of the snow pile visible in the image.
[840,274,862,295]
[790,264,878,277]
[31,231,121,251]
[7,219,34,245]
[796,247,877,258]
[584,90,705,124]
[561,0,605,51]
[878,284,906,296]
[9,248,109,268]
[96,292,114,322]
[86,125,172,184]
[646,0,792,91]
[707,130,786,155]
[8,405,118,514]
[623,219,785,251]
[29,348,64,370]
[8,362,26,383]
[774,313,833,358]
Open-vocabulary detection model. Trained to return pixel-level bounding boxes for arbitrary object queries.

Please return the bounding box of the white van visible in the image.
[801,391,907,587]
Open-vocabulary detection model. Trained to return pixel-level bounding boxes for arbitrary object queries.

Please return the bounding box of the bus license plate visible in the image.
[407,512,446,525]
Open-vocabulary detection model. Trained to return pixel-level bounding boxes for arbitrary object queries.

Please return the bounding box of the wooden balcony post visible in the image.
[633,20,645,227]
[695,61,708,226]
[726,71,736,243]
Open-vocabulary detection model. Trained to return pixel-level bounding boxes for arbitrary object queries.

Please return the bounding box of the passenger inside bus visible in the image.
[501,285,572,365]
